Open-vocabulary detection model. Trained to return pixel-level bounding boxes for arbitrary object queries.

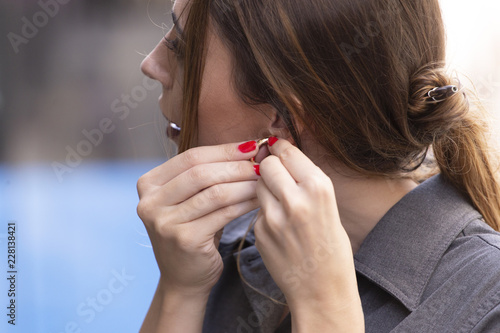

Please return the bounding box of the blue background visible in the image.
[0,161,162,333]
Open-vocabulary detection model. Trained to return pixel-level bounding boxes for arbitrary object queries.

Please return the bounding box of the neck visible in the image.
[330,172,418,253]
[293,132,419,254]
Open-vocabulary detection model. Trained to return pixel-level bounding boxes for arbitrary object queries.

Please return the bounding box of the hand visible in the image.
[254,138,361,314]
[137,141,260,296]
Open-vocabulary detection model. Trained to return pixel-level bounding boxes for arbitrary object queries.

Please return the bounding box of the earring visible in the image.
[250,137,270,165]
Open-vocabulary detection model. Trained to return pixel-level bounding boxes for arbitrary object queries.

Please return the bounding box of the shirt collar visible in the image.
[354,174,481,311]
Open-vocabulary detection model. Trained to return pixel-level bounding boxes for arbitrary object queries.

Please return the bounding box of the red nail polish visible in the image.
[253,165,261,176]
[238,140,257,153]
[268,137,278,147]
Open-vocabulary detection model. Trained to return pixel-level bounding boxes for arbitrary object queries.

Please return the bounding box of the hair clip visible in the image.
[427,85,458,102]
[250,137,270,165]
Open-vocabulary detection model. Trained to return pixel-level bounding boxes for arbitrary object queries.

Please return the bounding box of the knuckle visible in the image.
[303,171,332,195]
[205,185,227,203]
[285,195,311,216]
[216,163,236,183]
[136,174,149,196]
[222,143,236,162]
[218,205,237,220]
[182,148,203,168]
[263,209,281,227]
[137,196,165,229]
[279,145,297,162]
[136,197,155,222]
[261,211,283,235]
[235,161,249,177]
[187,165,208,183]
[281,190,299,210]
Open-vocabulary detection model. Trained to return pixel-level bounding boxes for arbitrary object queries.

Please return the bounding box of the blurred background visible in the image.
[0,0,499,332]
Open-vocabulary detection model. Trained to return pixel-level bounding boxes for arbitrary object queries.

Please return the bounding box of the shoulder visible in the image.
[431,217,500,288]
[437,218,500,277]
[418,218,500,332]
[356,174,500,332]
[461,217,500,250]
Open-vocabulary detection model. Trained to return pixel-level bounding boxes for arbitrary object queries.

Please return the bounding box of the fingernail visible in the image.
[268,137,278,147]
[253,165,261,176]
[238,140,257,153]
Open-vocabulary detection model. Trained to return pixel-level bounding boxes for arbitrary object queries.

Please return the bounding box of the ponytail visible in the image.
[433,113,500,231]
[408,64,500,231]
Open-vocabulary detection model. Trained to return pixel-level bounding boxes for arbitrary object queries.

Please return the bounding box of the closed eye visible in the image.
[163,35,185,59]
[163,36,178,51]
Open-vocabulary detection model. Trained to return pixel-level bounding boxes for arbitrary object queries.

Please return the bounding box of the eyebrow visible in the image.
[171,12,184,37]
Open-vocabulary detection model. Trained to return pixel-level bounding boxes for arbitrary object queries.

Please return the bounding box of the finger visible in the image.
[252,196,282,252]
[259,155,298,203]
[256,173,284,211]
[254,178,287,245]
[158,161,259,206]
[193,198,260,236]
[175,181,258,223]
[267,138,321,184]
[141,140,259,187]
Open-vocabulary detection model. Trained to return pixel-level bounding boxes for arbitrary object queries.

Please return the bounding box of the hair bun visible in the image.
[407,64,468,145]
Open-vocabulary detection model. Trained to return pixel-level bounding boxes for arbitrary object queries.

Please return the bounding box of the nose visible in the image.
[141,40,174,89]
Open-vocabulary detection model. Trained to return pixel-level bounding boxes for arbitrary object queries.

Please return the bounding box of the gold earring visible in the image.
[250,137,270,165]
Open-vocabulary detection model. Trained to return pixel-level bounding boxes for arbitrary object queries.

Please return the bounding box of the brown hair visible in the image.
[176,0,500,306]
[179,0,500,231]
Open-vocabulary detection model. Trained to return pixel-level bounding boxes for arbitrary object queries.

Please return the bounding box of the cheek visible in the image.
[196,90,252,146]
[194,64,245,145]
[196,84,267,146]
[194,38,270,146]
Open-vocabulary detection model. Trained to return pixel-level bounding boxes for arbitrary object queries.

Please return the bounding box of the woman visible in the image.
[137,0,500,331]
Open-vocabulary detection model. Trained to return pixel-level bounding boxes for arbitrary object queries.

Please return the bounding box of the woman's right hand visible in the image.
[137,141,260,297]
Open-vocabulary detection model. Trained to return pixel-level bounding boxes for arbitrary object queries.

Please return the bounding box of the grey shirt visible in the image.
[203,174,500,332]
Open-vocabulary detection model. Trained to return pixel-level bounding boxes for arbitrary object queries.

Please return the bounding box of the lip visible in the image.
[161,110,182,140]
[158,92,182,140]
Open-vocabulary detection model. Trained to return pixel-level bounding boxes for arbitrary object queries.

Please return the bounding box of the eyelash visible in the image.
[163,36,184,58]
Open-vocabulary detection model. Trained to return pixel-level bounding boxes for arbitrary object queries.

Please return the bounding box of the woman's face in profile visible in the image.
[141,0,276,148]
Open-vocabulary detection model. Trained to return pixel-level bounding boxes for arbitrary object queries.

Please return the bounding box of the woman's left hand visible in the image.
[254,137,363,330]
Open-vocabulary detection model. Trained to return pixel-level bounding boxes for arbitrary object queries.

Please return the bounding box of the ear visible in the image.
[267,95,305,145]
